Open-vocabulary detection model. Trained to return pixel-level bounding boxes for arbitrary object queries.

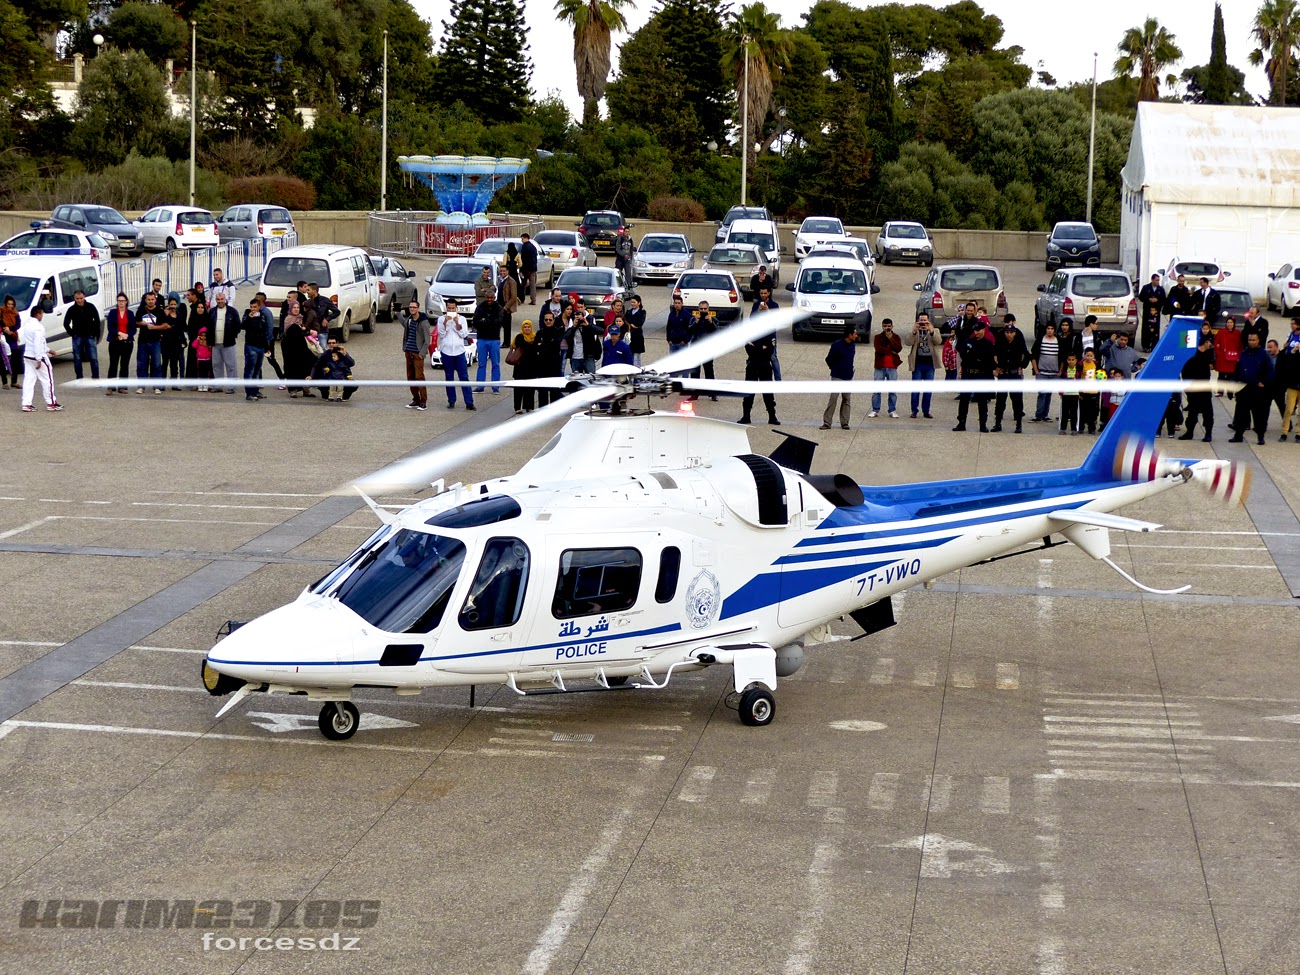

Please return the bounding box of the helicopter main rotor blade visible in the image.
[67,377,574,391]
[675,378,1238,396]
[644,308,809,377]
[344,385,615,495]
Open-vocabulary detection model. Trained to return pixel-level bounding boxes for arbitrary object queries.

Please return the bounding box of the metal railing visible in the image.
[112,233,298,304]
[367,212,544,258]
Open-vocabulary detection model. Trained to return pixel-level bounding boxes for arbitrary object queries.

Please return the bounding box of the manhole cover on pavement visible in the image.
[552,733,594,743]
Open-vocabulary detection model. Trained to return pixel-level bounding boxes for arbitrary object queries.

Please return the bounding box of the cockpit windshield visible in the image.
[333,529,466,633]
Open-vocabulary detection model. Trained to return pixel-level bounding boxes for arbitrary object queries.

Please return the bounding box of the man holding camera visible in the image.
[436,299,475,410]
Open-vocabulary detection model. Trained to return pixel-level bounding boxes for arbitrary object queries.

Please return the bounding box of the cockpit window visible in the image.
[426,495,521,529]
[310,525,393,594]
[553,547,642,619]
[459,537,530,631]
[334,529,466,633]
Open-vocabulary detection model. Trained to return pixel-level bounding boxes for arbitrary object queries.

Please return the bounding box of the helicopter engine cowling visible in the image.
[775,643,805,677]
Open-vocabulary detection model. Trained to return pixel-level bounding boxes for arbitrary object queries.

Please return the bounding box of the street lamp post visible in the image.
[189,21,196,207]
[381,30,388,212]
[740,33,750,206]
[1086,51,1097,225]
[92,33,104,56]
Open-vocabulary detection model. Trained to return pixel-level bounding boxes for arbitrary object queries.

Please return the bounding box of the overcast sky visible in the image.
[408,0,1269,118]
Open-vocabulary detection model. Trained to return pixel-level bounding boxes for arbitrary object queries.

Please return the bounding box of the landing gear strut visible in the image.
[319,701,360,740]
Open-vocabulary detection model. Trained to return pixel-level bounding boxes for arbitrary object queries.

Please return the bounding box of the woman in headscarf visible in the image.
[508,318,542,414]
[0,294,20,388]
[280,299,314,397]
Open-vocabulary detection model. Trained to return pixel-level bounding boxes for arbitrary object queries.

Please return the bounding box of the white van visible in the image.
[784,253,877,342]
[0,254,112,357]
[259,245,379,333]
[725,218,783,285]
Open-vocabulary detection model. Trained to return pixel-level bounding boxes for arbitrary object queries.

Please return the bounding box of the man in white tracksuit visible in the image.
[19,307,61,412]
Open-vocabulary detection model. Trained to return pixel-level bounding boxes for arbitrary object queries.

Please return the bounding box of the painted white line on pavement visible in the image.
[0,518,53,540]
[925,774,952,814]
[72,680,207,694]
[980,776,1011,815]
[129,501,308,511]
[677,765,716,803]
[741,768,776,806]
[807,771,838,808]
[0,640,61,647]
[867,772,898,810]
[522,800,639,975]
[997,663,1020,690]
[0,719,436,753]
[1044,716,1202,727]
[130,645,208,654]
[1044,699,1194,708]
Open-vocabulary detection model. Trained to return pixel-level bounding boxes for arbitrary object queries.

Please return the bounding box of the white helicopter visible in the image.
[81,313,1244,739]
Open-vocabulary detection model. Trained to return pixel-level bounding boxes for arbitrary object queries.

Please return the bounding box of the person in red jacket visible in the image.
[1213,316,1242,398]
[869,318,903,417]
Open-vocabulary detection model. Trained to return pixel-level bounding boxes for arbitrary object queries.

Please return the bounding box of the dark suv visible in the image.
[577,210,631,253]
[1045,222,1101,271]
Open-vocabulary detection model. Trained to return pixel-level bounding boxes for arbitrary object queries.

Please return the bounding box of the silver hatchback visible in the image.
[1034,269,1136,338]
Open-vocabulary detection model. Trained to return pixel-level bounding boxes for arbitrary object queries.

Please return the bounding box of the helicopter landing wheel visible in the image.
[738,687,775,727]
[319,701,360,741]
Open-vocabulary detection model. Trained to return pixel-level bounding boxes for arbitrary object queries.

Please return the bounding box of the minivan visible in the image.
[784,254,877,341]
[725,218,783,284]
[259,244,380,333]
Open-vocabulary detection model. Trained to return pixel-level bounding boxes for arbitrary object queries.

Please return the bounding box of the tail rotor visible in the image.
[1112,435,1251,508]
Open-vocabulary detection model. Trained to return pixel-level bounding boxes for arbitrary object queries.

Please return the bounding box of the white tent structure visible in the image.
[1120,103,1300,299]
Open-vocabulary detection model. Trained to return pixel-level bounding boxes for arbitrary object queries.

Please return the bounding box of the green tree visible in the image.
[107,1,189,63]
[1249,0,1299,105]
[767,30,830,149]
[554,0,634,126]
[194,0,300,138]
[432,0,533,124]
[877,142,1001,229]
[722,3,792,176]
[801,1,897,159]
[293,109,379,209]
[1113,17,1182,102]
[801,91,872,221]
[656,0,730,140]
[1181,8,1254,106]
[12,0,88,50]
[70,48,183,165]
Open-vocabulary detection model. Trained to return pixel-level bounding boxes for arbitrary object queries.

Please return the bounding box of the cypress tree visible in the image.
[432,0,533,124]
[1203,3,1231,104]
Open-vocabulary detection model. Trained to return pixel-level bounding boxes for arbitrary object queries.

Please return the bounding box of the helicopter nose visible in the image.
[205,601,351,684]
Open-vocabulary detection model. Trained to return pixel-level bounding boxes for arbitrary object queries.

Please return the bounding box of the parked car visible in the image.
[785,253,875,342]
[634,233,694,283]
[472,237,555,288]
[1161,257,1229,292]
[702,243,765,299]
[1034,269,1136,338]
[794,216,848,260]
[49,203,142,255]
[1045,221,1101,271]
[576,210,632,253]
[424,258,500,317]
[724,218,783,284]
[1266,262,1300,314]
[133,205,219,251]
[672,270,743,322]
[914,264,1007,322]
[874,221,933,266]
[216,204,295,243]
[1210,287,1257,329]
[372,255,419,320]
[0,226,112,261]
[714,205,770,244]
[260,244,380,333]
[532,230,597,274]
[0,253,109,358]
[554,266,627,314]
[805,237,875,284]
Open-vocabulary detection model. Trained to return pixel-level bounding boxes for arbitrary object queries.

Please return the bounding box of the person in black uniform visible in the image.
[953,321,996,432]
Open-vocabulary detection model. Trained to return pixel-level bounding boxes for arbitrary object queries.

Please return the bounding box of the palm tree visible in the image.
[554,0,636,125]
[722,3,792,176]
[1248,0,1299,105]
[1113,18,1183,102]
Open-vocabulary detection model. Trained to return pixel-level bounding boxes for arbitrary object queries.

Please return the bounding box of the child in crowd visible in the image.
[1100,367,1126,429]
[1079,348,1103,434]
[192,326,212,392]
[1058,352,1081,435]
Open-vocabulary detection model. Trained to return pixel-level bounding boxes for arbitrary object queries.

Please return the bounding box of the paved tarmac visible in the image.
[2,258,1299,974]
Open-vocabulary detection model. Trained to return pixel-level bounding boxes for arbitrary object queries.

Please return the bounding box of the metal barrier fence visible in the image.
[367,212,544,258]
[113,234,298,305]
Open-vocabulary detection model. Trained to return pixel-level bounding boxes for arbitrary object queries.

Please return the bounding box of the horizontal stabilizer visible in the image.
[1047,509,1161,533]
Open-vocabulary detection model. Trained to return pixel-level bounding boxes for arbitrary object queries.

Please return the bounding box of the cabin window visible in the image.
[655,546,681,603]
[552,548,642,618]
[459,537,530,631]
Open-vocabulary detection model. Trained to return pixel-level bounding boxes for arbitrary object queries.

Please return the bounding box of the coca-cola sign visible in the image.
[417,223,505,256]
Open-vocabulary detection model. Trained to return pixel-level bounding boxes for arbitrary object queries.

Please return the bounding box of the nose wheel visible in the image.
[318,701,360,740]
